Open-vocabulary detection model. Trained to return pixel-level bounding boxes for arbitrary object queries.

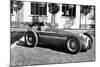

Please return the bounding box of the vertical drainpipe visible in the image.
[80,5,81,29]
[77,5,80,29]
[21,1,24,25]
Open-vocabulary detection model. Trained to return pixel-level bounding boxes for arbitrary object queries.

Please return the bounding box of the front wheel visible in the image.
[25,31,38,47]
[65,36,82,54]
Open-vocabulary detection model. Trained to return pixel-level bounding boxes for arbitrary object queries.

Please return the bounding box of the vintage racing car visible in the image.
[24,29,93,54]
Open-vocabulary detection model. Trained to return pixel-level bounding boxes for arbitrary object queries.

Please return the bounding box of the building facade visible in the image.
[10,1,95,29]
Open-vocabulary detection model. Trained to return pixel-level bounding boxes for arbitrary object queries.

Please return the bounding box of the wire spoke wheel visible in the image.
[66,36,82,54]
[25,31,38,47]
[67,39,78,52]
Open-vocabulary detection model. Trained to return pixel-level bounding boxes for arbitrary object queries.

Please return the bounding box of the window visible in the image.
[62,4,76,17]
[31,2,47,16]
[10,1,14,14]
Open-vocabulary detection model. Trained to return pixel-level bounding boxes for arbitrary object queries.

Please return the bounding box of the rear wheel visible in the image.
[65,36,82,54]
[25,31,38,47]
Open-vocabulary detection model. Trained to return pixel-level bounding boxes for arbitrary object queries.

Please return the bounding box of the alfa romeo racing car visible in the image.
[24,29,93,54]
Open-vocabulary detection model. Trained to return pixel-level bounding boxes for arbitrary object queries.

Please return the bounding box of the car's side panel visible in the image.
[38,32,67,47]
[39,35,57,45]
[36,31,84,49]
[55,36,67,47]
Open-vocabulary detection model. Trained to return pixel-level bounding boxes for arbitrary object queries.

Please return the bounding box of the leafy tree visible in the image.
[80,6,91,29]
[48,3,59,28]
[10,0,23,14]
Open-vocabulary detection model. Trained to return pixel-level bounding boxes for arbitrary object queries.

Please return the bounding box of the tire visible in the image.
[83,33,93,49]
[25,30,38,47]
[65,35,82,54]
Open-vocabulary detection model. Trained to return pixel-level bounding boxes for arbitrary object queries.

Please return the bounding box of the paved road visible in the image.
[11,36,95,66]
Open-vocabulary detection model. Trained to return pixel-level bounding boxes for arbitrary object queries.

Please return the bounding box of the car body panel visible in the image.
[35,30,84,48]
